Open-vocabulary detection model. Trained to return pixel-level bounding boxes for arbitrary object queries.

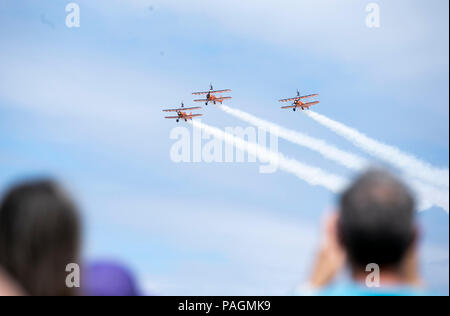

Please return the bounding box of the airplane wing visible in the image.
[281,105,297,109]
[192,91,209,95]
[302,101,320,107]
[298,94,319,100]
[181,106,202,111]
[163,107,201,112]
[165,116,180,119]
[193,99,208,102]
[186,114,203,118]
[221,96,232,100]
[211,89,232,94]
[279,97,300,103]
[281,101,319,109]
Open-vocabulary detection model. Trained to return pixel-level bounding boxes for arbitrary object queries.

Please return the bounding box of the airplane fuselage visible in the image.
[176,111,191,120]
[205,93,224,104]
[293,99,308,110]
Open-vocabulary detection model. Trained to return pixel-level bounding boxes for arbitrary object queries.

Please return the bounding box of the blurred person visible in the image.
[83,260,141,296]
[300,169,424,296]
[0,179,81,296]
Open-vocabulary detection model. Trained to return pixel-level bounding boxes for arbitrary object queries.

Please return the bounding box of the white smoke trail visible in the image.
[189,120,349,193]
[219,104,369,170]
[218,105,448,212]
[304,110,449,190]
[414,179,450,213]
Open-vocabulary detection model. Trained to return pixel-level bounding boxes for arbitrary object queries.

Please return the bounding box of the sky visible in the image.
[0,0,448,295]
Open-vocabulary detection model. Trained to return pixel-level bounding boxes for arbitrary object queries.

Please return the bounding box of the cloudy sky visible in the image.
[0,0,448,295]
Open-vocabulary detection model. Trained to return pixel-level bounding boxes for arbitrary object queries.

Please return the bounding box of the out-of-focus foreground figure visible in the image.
[0,180,81,296]
[305,169,424,296]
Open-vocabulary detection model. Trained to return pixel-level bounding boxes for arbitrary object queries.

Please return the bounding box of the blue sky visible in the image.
[0,0,448,295]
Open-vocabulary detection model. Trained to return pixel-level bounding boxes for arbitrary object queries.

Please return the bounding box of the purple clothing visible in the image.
[83,261,140,296]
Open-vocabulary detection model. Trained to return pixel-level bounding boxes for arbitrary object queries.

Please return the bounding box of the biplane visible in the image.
[192,83,232,105]
[163,102,203,122]
[279,90,319,111]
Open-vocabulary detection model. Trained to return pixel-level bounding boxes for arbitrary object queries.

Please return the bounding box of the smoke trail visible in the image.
[189,120,349,193]
[304,110,449,190]
[219,104,369,170]
[411,179,449,213]
[218,105,448,212]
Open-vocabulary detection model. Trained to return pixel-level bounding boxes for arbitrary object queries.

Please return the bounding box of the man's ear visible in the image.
[410,224,420,248]
[402,225,422,286]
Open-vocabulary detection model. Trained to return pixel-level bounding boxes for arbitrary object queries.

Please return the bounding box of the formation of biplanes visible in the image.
[163,84,319,122]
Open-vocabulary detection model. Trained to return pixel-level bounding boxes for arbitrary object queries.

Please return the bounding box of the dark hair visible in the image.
[338,169,416,270]
[0,179,81,296]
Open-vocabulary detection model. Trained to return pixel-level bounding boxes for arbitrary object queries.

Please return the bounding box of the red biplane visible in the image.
[163,102,203,122]
[192,83,232,105]
[279,90,319,111]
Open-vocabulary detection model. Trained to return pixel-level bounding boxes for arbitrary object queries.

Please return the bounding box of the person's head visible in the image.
[338,169,417,274]
[0,179,81,296]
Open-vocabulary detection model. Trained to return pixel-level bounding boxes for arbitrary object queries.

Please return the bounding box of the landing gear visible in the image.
[185,119,187,122]
[214,101,216,105]
[205,102,208,106]
[176,119,179,123]
[293,108,296,111]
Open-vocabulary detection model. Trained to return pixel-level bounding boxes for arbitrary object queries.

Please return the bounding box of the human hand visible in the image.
[308,212,346,289]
